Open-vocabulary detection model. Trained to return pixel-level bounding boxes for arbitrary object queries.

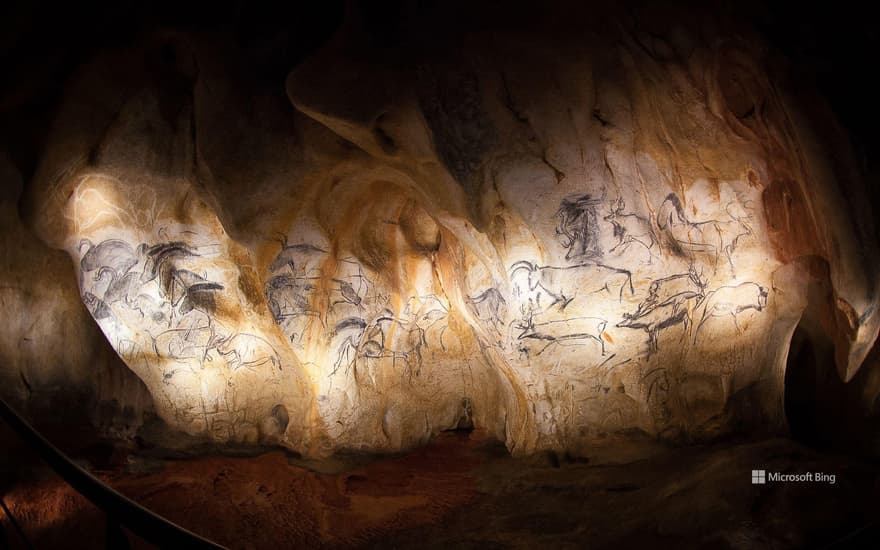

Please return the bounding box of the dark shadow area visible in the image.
[785,325,827,447]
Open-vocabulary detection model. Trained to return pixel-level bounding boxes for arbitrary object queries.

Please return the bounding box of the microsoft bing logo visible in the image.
[751,470,766,484]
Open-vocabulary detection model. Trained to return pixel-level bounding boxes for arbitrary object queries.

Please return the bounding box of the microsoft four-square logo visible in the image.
[751,470,766,484]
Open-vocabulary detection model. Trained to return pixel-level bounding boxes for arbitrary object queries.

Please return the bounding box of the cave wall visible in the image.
[0,154,152,436]
[3,2,879,456]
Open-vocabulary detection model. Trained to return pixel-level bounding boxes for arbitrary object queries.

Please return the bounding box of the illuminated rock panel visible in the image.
[21,7,880,456]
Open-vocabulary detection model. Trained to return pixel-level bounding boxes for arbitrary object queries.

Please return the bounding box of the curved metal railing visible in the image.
[0,397,226,549]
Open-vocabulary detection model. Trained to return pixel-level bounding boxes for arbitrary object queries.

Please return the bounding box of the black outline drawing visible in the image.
[169,269,224,316]
[720,201,755,276]
[139,242,201,285]
[264,274,321,324]
[76,237,285,378]
[617,302,690,354]
[95,266,140,306]
[510,260,634,309]
[615,269,706,354]
[466,287,507,331]
[655,194,757,276]
[510,302,609,357]
[639,367,671,425]
[656,193,725,262]
[637,269,706,317]
[360,311,426,379]
[152,320,215,368]
[269,234,328,275]
[82,291,112,320]
[555,193,605,261]
[604,197,656,258]
[79,239,142,280]
[210,332,282,372]
[405,294,450,351]
[329,317,368,375]
[693,282,768,341]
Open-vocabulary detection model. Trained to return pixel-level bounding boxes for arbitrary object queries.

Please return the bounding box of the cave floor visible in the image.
[2,427,879,549]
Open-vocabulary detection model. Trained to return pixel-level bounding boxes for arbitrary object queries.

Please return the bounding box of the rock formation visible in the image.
[6,2,879,457]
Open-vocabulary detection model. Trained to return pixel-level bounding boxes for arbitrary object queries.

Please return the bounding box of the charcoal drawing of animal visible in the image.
[82,291,112,320]
[140,242,201,286]
[467,287,507,329]
[512,307,609,356]
[211,332,282,372]
[617,301,692,354]
[130,293,168,323]
[269,235,328,274]
[555,193,605,260]
[153,316,214,367]
[604,197,656,255]
[169,269,224,315]
[720,201,755,275]
[636,270,706,316]
[615,270,706,353]
[95,266,141,306]
[403,295,450,350]
[359,313,426,378]
[79,239,142,279]
[693,282,768,341]
[656,193,724,263]
[264,274,318,322]
[510,261,634,308]
[330,317,368,375]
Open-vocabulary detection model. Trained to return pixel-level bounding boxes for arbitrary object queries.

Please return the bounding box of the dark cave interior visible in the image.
[1,1,879,548]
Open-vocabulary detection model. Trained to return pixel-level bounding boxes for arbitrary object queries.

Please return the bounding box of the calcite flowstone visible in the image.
[21,4,880,456]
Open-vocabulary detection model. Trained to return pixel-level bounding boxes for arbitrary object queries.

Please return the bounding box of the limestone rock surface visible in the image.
[10,3,880,456]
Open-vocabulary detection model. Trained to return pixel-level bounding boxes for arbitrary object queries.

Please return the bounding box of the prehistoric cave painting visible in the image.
[328,257,377,315]
[719,201,755,276]
[265,274,320,323]
[95,266,140,307]
[327,294,450,380]
[616,268,769,350]
[360,310,427,379]
[603,197,657,259]
[152,320,214,368]
[211,332,282,373]
[268,235,328,276]
[654,193,756,275]
[555,194,604,261]
[642,269,707,312]
[169,269,224,316]
[510,260,634,309]
[615,269,706,354]
[617,302,690,354]
[150,269,226,369]
[656,193,724,261]
[264,239,331,346]
[79,238,142,277]
[77,236,237,375]
[466,287,507,333]
[82,291,112,320]
[331,278,364,310]
[509,302,609,357]
[692,281,768,342]
[79,238,221,319]
[329,317,368,376]
[405,294,450,351]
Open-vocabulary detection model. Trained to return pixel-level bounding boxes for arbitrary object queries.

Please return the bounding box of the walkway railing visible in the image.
[0,397,226,549]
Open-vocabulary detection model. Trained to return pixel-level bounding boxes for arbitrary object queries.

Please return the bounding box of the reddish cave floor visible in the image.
[2,423,880,549]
